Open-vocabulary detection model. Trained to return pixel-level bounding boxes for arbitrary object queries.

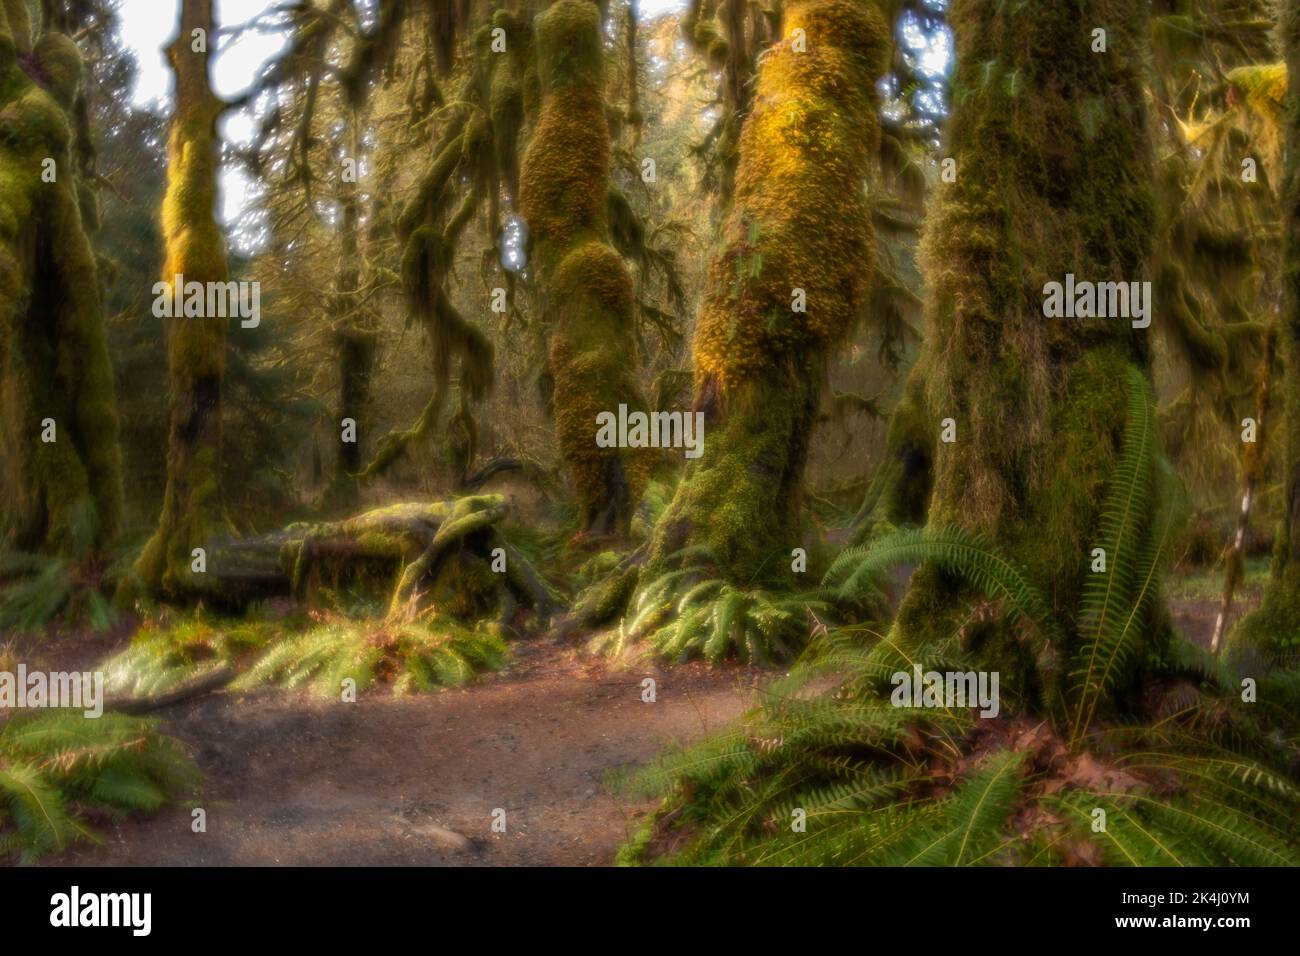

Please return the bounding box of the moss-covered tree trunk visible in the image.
[1232,1,1300,662]
[130,0,227,597]
[519,0,651,539]
[0,0,124,554]
[889,0,1161,719]
[644,0,888,583]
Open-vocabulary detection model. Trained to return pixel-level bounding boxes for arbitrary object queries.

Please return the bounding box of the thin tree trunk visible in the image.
[1211,321,1277,654]
[625,0,642,147]
[332,116,374,498]
[129,0,227,598]
[1231,1,1300,661]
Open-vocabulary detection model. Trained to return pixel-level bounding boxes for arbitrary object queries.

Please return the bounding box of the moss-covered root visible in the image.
[644,0,889,584]
[0,4,124,553]
[1230,0,1300,668]
[129,0,228,600]
[519,0,652,539]
[890,0,1160,686]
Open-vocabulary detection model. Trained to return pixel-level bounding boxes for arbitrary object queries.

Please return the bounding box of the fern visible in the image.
[0,711,199,863]
[233,612,508,696]
[104,616,273,697]
[637,578,830,663]
[1070,367,1164,739]
[618,365,1300,866]
[825,526,1062,652]
[105,609,509,700]
[0,546,119,633]
[616,557,879,664]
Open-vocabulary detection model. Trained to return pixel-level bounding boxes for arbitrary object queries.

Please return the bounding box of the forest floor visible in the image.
[12,563,1260,867]
[32,634,771,866]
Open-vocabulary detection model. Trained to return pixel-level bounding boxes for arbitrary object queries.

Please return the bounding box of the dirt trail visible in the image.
[48,642,770,866]
[26,590,1240,867]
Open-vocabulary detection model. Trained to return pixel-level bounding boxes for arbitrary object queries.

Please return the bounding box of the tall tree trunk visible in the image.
[889,0,1161,718]
[130,0,227,598]
[0,0,124,554]
[644,0,888,584]
[1231,1,1300,663]
[520,0,651,539]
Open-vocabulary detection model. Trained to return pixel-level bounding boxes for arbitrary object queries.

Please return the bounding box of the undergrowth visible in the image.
[616,367,1300,866]
[105,609,509,699]
[0,710,199,863]
[231,612,508,696]
[0,552,117,634]
[608,544,885,664]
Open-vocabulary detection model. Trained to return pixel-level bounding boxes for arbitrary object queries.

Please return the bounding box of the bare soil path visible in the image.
[45,640,770,866]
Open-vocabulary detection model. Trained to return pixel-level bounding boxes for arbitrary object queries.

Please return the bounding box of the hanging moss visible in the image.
[519,0,652,539]
[644,0,888,584]
[363,12,524,485]
[683,0,778,208]
[489,7,534,205]
[0,3,123,555]
[128,0,228,599]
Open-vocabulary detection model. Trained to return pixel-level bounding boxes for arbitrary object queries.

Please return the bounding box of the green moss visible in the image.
[1240,0,1300,660]
[533,0,605,92]
[645,0,889,584]
[0,20,123,555]
[1,0,32,61]
[888,0,1160,679]
[1228,575,1300,666]
[519,0,651,539]
[32,32,80,108]
[131,2,228,598]
[853,351,936,537]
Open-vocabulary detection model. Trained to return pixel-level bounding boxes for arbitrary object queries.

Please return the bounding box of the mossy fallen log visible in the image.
[189,496,558,623]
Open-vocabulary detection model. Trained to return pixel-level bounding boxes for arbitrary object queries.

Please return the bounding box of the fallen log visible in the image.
[188,496,560,622]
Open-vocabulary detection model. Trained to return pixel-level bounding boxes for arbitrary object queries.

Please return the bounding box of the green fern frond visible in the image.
[234,614,507,696]
[1072,368,1165,738]
[824,526,1060,651]
[0,711,198,863]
